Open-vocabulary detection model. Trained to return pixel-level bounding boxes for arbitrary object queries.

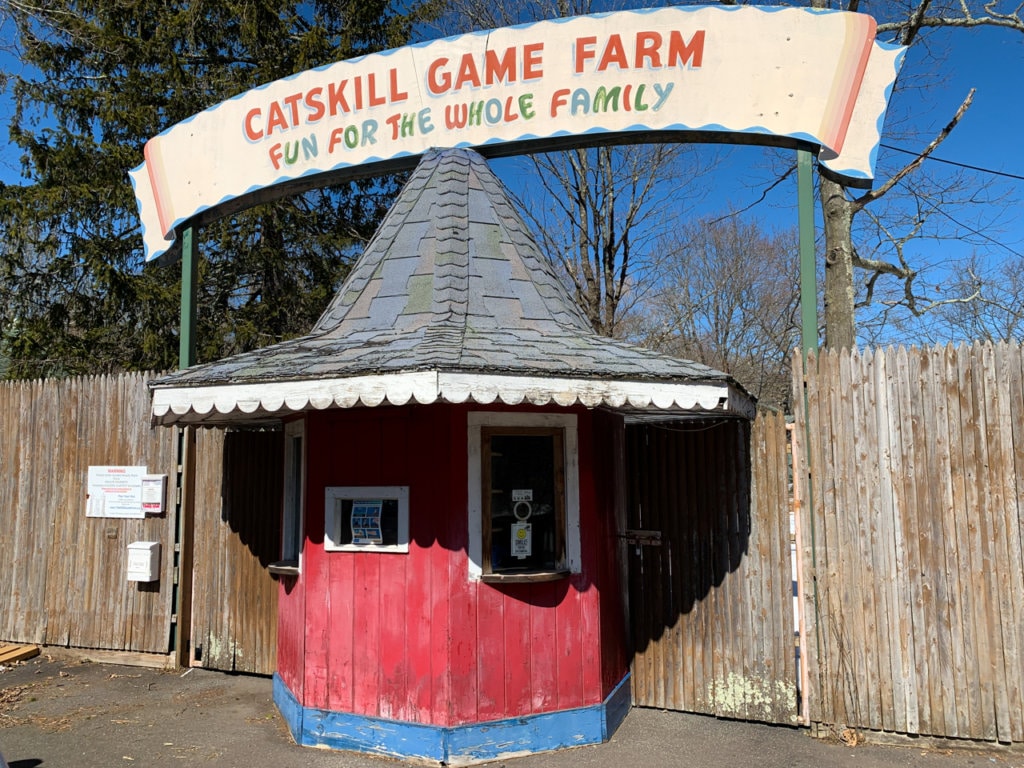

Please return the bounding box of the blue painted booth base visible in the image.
[274,674,632,765]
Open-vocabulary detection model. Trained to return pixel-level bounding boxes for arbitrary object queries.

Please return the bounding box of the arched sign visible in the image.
[131,5,904,264]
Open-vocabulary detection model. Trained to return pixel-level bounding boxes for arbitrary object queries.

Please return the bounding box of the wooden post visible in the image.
[796,148,822,724]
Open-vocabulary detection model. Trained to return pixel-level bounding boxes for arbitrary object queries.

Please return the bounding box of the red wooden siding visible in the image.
[275,418,307,701]
[277,404,628,727]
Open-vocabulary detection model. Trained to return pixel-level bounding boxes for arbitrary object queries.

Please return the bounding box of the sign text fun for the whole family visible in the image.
[242,30,704,171]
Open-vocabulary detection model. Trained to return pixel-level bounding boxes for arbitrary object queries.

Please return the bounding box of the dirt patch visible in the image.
[0,683,31,725]
[18,710,91,733]
[172,683,228,706]
[1,679,107,732]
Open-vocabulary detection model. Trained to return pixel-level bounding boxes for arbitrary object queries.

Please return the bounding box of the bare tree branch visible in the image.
[853,90,975,210]
[706,164,796,226]
[898,0,936,45]
[877,6,1024,39]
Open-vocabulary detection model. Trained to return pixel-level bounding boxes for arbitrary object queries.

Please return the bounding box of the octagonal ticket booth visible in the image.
[150,149,753,763]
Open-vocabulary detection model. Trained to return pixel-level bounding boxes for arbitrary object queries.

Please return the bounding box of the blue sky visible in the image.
[488,17,1023,343]
[915,25,1023,270]
[0,9,1020,344]
[599,21,1024,343]
[675,22,1023,252]
[915,26,1022,182]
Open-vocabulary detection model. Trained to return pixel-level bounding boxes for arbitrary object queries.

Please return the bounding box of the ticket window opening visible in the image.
[482,428,566,575]
[324,486,410,553]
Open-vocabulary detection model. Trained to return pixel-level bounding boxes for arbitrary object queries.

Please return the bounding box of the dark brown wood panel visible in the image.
[626,414,799,725]
[190,427,282,674]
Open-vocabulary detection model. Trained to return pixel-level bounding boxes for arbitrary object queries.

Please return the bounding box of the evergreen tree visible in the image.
[0,1,436,378]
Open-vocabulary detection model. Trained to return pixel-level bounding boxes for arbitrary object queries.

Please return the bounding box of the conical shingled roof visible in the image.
[151,148,753,425]
[310,147,593,340]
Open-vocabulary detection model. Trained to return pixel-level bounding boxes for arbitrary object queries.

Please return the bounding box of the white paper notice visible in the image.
[86,466,148,519]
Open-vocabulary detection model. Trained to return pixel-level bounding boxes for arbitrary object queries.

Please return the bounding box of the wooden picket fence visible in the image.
[627,413,799,725]
[0,373,178,654]
[793,342,1024,742]
[0,372,281,668]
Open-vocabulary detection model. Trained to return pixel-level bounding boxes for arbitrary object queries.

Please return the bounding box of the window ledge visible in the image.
[481,569,570,584]
[268,561,299,577]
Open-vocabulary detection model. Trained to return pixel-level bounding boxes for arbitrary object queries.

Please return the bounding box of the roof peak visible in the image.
[311,147,592,339]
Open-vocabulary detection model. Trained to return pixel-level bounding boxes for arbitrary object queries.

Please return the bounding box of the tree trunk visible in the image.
[820,174,857,351]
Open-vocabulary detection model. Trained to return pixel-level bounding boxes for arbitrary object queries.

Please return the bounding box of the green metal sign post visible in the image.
[178,226,197,369]
[174,224,197,666]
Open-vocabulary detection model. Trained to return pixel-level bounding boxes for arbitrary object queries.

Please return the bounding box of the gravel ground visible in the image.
[1,652,1022,768]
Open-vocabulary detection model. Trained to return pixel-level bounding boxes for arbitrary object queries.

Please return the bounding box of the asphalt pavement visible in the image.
[1,652,1022,768]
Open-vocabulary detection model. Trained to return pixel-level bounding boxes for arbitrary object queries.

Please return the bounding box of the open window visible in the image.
[270,418,305,576]
[468,413,580,582]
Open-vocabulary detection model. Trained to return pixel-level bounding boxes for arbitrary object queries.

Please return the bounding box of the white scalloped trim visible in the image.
[150,371,755,425]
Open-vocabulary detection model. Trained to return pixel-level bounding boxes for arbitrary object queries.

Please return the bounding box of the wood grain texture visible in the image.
[191,428,281,675]
[793,343,1024,743]
[626,414,799,725]
[275,404,627,727]
[0,373,176,654]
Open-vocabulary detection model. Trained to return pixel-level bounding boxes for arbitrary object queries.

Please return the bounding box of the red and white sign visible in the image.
[86,465,148,518]
[131,6,904,263]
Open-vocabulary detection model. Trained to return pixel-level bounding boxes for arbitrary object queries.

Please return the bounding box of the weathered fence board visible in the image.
[6,338,1024,742]
[627,413,799,725]
[190,428,282,675]
[794,342,1024,743]
[0,373,177,653]
[1,373,283,669]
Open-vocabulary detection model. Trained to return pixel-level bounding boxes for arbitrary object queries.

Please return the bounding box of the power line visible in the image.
[880,142,1024,182]
[879,142,1024,259]
[919,196,1024,259]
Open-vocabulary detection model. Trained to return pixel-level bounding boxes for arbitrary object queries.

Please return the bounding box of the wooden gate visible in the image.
[625,413,798,724]
[190,427,283,674]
